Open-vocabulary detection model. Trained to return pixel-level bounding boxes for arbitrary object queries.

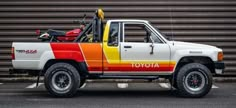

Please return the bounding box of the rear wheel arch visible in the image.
[42,59,89,77]
[44,62,80,97]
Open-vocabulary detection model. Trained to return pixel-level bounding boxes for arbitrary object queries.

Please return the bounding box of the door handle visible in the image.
[150,44,154,55]
[124,46,132,48]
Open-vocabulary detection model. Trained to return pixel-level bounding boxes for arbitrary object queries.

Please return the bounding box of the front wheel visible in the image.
[176,63,212,98]
[44,62,80,97]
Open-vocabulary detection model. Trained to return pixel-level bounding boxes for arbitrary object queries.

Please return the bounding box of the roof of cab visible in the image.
[108,19,149,23]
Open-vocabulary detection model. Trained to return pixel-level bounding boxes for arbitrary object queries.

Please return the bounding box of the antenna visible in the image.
[169,6,174,45]
[169,5,175,93]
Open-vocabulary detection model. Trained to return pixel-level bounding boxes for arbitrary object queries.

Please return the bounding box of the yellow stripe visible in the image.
[103,22,120,64]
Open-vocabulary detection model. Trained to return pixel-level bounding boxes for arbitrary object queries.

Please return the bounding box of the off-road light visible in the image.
[98,9,104,20]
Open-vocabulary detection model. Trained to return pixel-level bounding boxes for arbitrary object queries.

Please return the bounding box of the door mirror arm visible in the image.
[150,36,154,55]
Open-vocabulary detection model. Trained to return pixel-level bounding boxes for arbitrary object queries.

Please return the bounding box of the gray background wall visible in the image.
[0,0,235,75]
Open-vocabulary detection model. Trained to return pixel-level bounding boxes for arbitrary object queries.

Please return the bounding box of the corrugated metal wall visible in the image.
[0,0,236,75]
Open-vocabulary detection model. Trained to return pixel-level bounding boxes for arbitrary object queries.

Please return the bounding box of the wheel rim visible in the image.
[184,71,206,92]
[52,71,72,92]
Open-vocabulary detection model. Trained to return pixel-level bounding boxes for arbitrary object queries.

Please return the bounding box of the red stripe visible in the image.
[50,43,174,72]
[50,43,84,62]
[104,67,174,72]
[88,67,174,72]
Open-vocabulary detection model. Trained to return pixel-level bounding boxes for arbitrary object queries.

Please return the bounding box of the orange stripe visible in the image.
[79,43,176,72]
[80,43,103,71]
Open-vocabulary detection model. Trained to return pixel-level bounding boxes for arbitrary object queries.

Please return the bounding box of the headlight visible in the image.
[218,52,224,61]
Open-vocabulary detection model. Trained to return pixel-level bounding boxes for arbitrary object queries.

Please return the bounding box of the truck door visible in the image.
[102,22,121,73]
[120,23,172,74]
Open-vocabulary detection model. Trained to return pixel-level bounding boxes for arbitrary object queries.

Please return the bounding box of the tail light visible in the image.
[36,30,41,35]
[11,47,15,60]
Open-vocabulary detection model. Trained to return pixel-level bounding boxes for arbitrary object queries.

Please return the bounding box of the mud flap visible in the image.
[36,70,43,87]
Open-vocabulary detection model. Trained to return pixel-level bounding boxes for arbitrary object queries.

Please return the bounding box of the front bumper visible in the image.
[214,62,225,74]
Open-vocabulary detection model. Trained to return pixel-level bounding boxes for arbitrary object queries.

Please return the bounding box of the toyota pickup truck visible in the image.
[11,9,225,97]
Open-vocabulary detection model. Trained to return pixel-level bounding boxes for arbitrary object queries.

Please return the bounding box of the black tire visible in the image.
[44,62,80,97]
[176,63,212,98]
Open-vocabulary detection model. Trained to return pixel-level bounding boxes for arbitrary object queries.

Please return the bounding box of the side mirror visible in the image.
[149,36,154,55]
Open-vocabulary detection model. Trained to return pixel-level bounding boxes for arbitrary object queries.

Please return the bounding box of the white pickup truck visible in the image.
[11,9,225,97]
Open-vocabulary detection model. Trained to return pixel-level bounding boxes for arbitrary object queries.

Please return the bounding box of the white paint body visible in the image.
[120,42,170,61]
[12,42,55,70]
[12,20,224,74]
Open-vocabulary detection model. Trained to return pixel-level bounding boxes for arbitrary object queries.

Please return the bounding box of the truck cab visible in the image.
[101,20,173,74]
[11,9,225,98]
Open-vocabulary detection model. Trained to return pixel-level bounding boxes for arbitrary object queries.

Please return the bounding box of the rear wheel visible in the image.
[176,63,212,98]
[44,62,80,97]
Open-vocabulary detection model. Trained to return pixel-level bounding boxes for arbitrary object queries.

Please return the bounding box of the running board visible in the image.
[89,75,159,80]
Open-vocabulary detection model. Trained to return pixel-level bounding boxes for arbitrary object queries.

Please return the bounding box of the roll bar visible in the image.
[74,9,104,42]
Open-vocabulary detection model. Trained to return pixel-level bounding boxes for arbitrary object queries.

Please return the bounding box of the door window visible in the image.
[108,22,119,46]
[123,23,162,43]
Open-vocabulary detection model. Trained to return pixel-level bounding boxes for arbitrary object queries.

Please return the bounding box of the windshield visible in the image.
[148,22,170,41]
[154,27,170,41]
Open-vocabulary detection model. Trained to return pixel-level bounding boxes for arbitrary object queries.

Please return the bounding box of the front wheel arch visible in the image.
[174,56,215,74]
[170,56,214,90]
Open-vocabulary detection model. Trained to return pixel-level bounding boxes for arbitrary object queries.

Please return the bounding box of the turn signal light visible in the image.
[218,52,223,61]
[11,47,15,60]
